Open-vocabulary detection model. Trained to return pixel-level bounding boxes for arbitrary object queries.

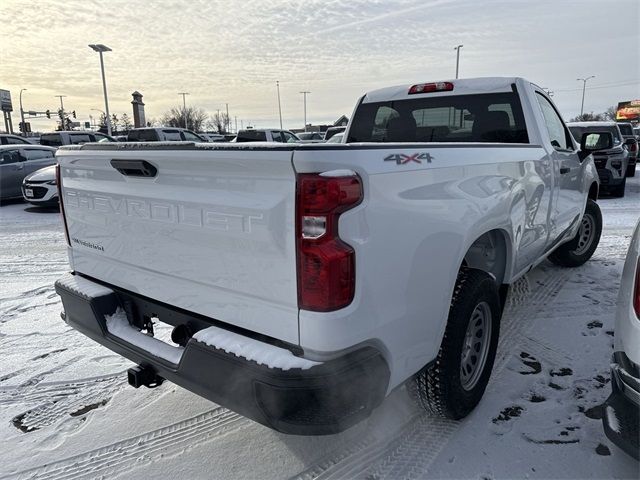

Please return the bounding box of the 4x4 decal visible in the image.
[384,152,434,165]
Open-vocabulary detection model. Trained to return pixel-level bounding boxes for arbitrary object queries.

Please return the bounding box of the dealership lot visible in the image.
[0,175,637,479]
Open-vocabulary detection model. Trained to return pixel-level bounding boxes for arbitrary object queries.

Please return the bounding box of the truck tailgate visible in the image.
[57,145,299,344]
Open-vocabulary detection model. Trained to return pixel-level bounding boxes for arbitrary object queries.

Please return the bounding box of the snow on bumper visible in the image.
[54,273,390,435]
[602,352,639,460]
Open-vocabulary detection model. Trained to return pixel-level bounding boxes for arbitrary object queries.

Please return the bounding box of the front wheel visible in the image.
[409,268,501,419]
[548,199,602,268]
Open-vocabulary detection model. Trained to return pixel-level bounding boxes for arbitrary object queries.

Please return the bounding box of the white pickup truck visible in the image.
[55,77,605,435]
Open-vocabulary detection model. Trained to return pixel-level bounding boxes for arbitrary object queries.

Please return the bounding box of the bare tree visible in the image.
[569,112,605,122]
[160,106,208,131]
[603,106,617,121]
[111,114,119,134]
[208,112,230,133]
[120,113,133,132]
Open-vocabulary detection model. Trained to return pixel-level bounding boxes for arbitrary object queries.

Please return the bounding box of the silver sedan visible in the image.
[0,145,57,202]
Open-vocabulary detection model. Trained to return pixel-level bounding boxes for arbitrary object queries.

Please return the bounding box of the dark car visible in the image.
[568,122,629,197]
[617,122,637,177]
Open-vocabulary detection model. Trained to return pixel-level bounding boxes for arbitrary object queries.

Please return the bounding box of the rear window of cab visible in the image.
[347,92,528,144]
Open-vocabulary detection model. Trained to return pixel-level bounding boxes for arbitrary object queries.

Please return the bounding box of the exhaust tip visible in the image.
[171,324,193,347]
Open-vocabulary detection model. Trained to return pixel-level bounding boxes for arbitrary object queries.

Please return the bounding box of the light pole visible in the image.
[577,76,595,116]
[178,92,189,128]
[91,108,105,130]
[276,81,283,129]
[299,91,310,131]
[55,95,67,130]
[88,44,113,135]
[19,89,27,136]
[454,44,464,79]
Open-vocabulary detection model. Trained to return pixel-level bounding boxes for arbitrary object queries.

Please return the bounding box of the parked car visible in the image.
[199,133,227,142]
[22,165,58,206]
[617,122,637,177]
[602,219,640,460]
[55,77,602,435]
[296,132,324,143]
[0,134,35,145]
[40,131,116,147]
[324,126,346,141]
[326,132,344,143]
[234,129,300,143]
[568,122,629,197]
[0,145,57,202]
[127,127,206,142]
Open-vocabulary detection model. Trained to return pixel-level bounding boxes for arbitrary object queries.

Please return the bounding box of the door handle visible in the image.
[560,167,570,174]
[110,159,157,177]
[15,164,24,170]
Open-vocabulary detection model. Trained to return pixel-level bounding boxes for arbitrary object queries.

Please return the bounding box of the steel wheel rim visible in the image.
[460,301,492,391]
[574,213,595,256]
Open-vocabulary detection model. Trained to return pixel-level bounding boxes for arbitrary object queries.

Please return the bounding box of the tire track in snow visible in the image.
[290,268,571,480]
[4,408,248,480]
[8,374,125,433]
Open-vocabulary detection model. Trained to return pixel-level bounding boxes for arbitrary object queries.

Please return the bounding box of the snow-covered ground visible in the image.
[1,178,638,480]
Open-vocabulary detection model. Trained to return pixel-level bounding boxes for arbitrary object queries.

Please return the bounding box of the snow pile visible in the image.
[105,308,184,365]
[193,326,321,371]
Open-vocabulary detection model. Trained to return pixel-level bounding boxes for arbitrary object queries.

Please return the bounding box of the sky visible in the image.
[1,0,639,133]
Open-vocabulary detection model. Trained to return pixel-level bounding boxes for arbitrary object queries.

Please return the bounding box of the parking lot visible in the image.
[0,175,638,480]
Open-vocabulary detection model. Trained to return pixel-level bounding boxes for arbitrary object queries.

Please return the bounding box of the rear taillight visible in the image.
[634,259,640,319]
[630,142,637,153]
[56,163,71,247]
[296,173,362,311]
[408,82,454,94]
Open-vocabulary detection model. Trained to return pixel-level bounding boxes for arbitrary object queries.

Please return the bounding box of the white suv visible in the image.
[127,128,206,142]
[235,129,299,143]
[40,131,116,147]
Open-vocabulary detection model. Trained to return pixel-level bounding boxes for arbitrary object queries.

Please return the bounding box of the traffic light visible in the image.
[72,110,76,119]
[46,110,51,118]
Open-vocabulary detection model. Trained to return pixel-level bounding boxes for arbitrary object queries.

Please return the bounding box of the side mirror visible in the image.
[578,132,613,161]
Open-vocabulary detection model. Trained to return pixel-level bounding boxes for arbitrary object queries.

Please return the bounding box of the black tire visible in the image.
[548,199,602,268]
[609,176,626,198]
[409,268,501,419]
[625,164,635,178]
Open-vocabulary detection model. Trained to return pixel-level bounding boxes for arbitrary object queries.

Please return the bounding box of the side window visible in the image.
[536,93,571,151]
[23,149,52,161]
[0,150,21,164]
[40,134,62,147]
[69,134,92,145]
[181,131,202,141]
[7,136,29,145]
[92,133,113,143]
[271,131,284,142]
[162,130,182,141]
[282,131,298,143]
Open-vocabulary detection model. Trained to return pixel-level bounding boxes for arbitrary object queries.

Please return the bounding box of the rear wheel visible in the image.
[409,268,501,419]
[609,177,626,198]
[548,199,602,267]
[625,164,636,178]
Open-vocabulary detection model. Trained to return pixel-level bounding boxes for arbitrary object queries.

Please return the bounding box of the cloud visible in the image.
[2,0,638,132]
